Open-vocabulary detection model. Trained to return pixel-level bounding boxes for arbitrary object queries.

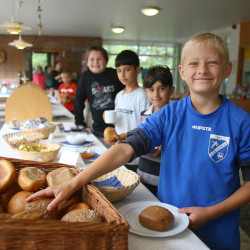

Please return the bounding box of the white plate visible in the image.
[61,140,93,147]
[118,201,189,237]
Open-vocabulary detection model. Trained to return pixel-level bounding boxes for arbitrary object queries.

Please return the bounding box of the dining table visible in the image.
[0,103,209,250]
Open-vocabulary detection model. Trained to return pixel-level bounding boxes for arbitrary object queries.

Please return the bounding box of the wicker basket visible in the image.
[17,143,61,162]
[0,157,129,250]
[3,131,44,149]
[93,168,140,202]
[20,123,57,139]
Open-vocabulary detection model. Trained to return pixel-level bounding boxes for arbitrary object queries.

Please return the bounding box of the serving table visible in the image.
[0,119,209,250]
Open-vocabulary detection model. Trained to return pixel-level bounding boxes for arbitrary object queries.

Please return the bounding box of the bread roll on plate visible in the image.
[139,205,174,231]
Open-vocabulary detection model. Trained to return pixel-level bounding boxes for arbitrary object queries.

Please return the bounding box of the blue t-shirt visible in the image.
[125,95,250,250]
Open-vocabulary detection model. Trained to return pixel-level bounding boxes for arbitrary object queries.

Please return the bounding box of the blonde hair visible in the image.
[34,66,44,75]
[180,32,229,65]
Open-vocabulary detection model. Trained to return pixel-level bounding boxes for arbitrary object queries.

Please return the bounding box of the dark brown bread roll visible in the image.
[139,205,174,231]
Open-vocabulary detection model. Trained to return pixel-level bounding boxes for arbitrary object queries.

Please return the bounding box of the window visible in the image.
[103,41,179,87]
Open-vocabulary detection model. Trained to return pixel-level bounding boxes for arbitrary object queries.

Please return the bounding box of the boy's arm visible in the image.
[179,180,250,229]
[26,143,134,211]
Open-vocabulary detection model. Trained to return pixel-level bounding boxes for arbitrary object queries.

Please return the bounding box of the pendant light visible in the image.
[0,0,31,35]
[8,33,33,50]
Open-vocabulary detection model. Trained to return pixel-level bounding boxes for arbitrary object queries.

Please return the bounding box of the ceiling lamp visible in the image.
[0,0,31,34]
[111,26,125,34]
[8,34,33,50]
[141,7,160,16]
[0,19,31,35]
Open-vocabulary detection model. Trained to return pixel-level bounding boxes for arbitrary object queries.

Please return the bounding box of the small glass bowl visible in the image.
[81,148,95,159]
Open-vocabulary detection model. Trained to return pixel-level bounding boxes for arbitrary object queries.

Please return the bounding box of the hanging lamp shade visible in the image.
[0,19,31,35]
[8,34,33,50]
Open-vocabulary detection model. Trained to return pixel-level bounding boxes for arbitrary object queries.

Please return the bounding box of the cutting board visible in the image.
[5,82,52,123]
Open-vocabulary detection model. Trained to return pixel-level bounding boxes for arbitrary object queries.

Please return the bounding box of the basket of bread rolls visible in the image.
[20,118,57,139]
[0,157,129,250]
[92,168,140,202]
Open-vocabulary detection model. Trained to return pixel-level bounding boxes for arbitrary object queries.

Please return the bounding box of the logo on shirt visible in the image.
[208,134,230,163]
[192,125,211,131]
[117,108,133,115]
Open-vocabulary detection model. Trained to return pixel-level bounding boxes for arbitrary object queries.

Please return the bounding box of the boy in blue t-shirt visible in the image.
[27,33,250,250]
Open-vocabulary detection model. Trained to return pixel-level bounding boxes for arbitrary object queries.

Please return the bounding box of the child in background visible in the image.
[105,50,150,167]
[27,33,250,250]
[111,50,150,136]
[45,65,53,95]
[52,61,63,103]
[58,70,77,113]
[32,66,46,89]
[137,65,174,196]
[74,46,124,137]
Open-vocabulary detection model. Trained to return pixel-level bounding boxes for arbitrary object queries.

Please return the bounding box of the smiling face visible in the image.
[145,81,174,112]
[179,44,232,97]
[116,65,140,87]
[87,50,107,74]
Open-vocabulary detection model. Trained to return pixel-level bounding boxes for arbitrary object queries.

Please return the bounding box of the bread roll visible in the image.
[139,205,174,231]
[0,181,22,209]
[7,191,32,214]
[18,167,46,192]
[26,198,58,220]
[0,160,16,192]
[103,127,117,142]
[67,202,91,213]
[46,167,75,186]
[61,209,102,223]
[118,133,127,141]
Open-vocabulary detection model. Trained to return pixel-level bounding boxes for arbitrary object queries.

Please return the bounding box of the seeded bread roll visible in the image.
[46,167,75,186]
[0,160,16,192]
[61,209,102,223]
[139,205,174,231]
[26,198,58,220]
[7,191,32,214]
[18,167,46,192]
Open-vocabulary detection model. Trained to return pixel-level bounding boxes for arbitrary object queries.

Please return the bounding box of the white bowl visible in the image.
[66,132,87,145]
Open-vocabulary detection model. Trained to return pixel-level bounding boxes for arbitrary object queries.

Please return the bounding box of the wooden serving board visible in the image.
[5,82,52,123]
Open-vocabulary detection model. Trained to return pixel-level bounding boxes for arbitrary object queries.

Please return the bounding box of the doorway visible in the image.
[25,51,59,82]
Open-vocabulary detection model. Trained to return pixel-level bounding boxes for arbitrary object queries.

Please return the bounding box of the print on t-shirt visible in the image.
[91,81,114,110]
